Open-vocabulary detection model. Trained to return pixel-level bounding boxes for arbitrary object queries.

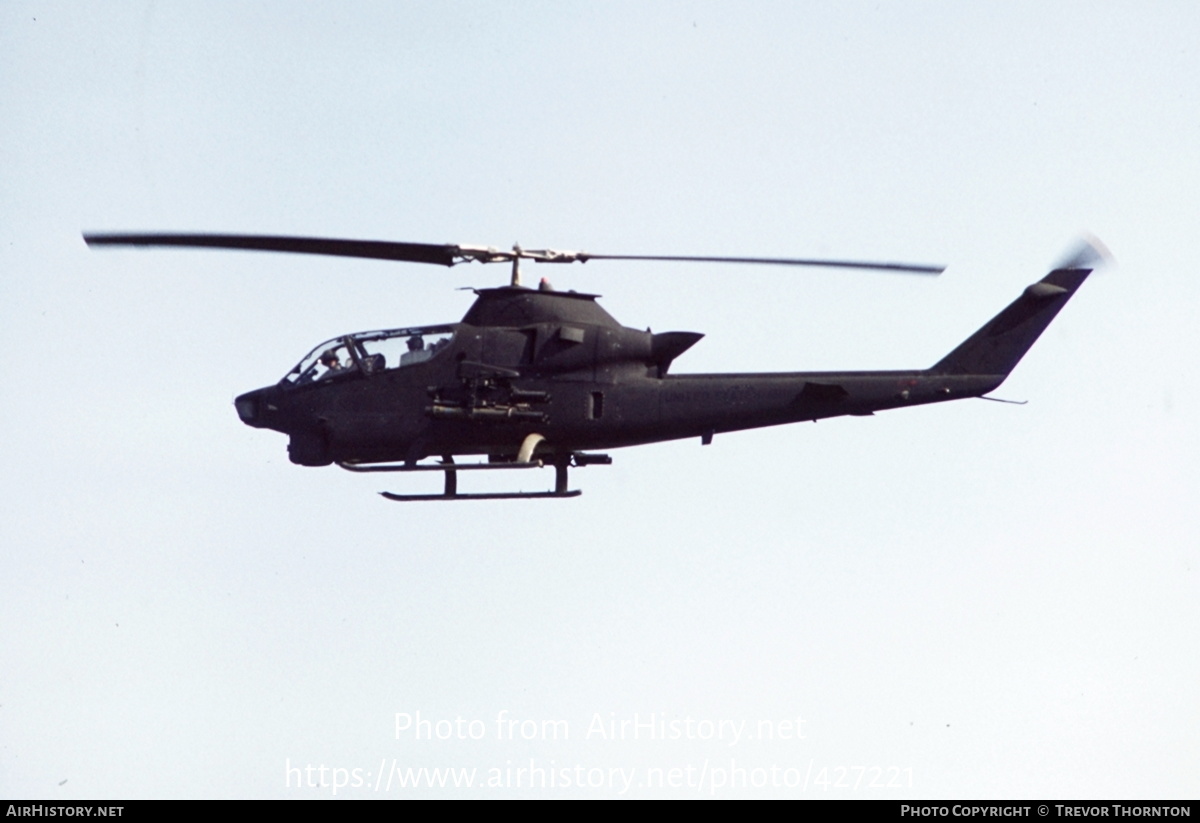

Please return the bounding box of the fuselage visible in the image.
[234,286,1004,466]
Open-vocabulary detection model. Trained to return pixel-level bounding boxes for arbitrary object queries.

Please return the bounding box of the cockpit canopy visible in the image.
[283,325,455,386]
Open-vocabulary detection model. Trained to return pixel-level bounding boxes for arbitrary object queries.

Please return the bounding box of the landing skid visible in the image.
[337,452,610,501]
[379,489,582,502]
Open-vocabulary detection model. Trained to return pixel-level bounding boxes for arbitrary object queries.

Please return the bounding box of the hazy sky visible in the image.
[2,1,1197,798]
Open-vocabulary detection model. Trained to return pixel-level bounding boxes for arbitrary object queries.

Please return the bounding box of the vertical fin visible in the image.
[932,237,1108,377]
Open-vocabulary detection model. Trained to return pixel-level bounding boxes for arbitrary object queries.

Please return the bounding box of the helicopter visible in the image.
[84,232,1104,500]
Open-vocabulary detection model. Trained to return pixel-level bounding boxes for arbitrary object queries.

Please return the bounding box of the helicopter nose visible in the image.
[234,387,278,428]
[235,392,258,423]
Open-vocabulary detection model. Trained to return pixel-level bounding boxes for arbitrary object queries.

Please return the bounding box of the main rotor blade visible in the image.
[83,233,462,267]
[83,232,945,274]
[568,253,944,274]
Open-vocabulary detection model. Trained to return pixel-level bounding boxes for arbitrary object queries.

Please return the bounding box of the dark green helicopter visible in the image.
[84,232,1104,500]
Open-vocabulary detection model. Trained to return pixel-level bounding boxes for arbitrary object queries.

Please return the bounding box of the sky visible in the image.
[2,1,1197,799]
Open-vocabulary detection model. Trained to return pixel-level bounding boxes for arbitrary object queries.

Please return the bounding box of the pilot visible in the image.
[319,349,345,376]
[400,335,431,366]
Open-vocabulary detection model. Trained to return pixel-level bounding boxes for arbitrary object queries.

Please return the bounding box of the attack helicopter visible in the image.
[84,232,1103,500]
